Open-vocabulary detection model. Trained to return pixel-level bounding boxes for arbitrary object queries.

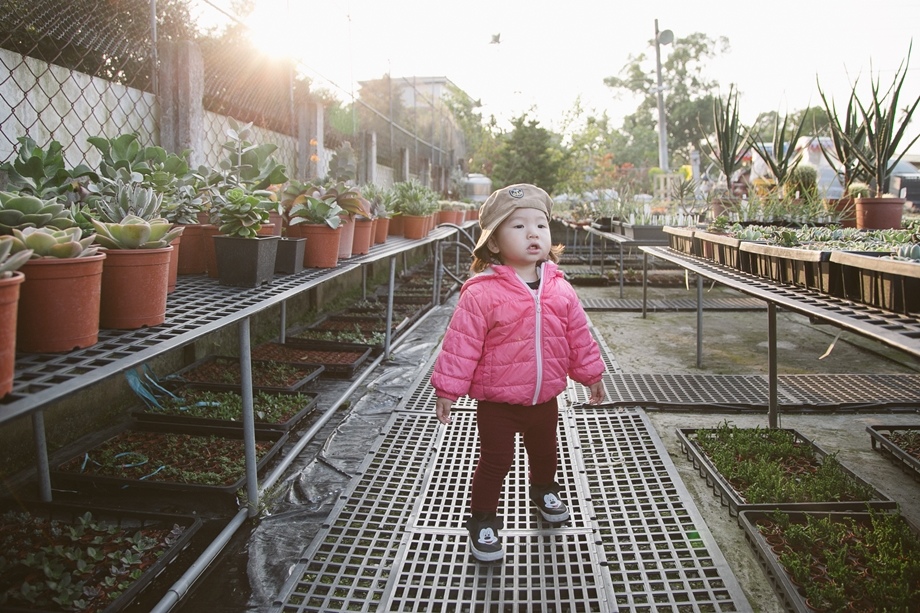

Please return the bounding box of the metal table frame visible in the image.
[3,225,472,506]
[640,246,920,427]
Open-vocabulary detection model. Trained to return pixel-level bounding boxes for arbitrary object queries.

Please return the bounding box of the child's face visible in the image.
[487,208,551,269]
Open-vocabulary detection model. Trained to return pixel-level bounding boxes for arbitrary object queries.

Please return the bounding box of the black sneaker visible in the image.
[466,513,504,562]
[531,482,570,523]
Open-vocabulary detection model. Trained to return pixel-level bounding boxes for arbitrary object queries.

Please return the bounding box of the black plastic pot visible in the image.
[213,234,279,287]
[274,237,305,274]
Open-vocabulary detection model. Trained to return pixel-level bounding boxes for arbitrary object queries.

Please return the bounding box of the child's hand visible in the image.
[587,382,605,405]
[435,397,453,424]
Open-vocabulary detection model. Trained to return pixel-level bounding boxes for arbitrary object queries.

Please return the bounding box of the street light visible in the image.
[654,19,673,172]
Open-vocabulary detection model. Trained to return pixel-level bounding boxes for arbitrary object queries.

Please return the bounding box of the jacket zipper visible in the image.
[530,266,544,405]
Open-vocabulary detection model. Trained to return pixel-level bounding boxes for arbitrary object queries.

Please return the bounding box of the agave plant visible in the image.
[9,227,99,258]
[0,192,76,233]
[91,215,183,249]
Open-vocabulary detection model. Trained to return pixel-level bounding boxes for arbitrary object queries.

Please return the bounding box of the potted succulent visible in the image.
[361,183,397,244]
[843,48,920,229]
[701,85,748,219]
[91,211,182,329]
[211,187,280,288]
[393,180,437,239]
[817,83,867,228]
[0,237,32,397]
[9,226,105,353]
[748,111,806,199]
[285,183,345,269]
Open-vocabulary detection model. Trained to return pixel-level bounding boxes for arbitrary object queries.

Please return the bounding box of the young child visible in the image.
[430,183,606,562]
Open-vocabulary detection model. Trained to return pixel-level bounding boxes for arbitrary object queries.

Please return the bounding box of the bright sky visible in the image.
[196,0,920,154]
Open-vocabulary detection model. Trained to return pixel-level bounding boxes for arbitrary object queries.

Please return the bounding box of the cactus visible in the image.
[9,227,99,259]
[91,215,183,249]
[0,236,33,277]
[0,191,75,233]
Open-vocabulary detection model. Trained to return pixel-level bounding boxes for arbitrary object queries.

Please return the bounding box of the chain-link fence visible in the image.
[0,0,464,188]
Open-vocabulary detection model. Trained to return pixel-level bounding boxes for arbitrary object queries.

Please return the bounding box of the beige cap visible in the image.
[473,183,553,261]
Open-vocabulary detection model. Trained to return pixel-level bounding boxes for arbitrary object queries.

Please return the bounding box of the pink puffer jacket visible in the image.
[431,261,604,405]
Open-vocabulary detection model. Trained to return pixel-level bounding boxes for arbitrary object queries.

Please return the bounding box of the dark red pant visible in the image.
[470,398,559,514]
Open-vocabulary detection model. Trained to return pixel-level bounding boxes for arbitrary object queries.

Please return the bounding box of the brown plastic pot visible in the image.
[0,272,23,397]
[99,246,173,329]
[17,254,106,353]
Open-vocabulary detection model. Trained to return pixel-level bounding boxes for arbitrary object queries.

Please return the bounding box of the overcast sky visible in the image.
[197,0,920,154]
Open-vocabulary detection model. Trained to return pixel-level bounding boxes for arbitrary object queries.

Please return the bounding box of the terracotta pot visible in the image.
[17,254,106,353]
[374,218,390,245]
[257,223,276,236]
[855,196,905,230]
[388,215,404,237]
[267,211,283,236]
[337,217,355,259]
[176,223,207,274]
[402,215,428,239]
[710,196,741,219]
[351,218,374,256]
[202,224,221,278]
[167,235,181,293]
[99,246,173,329]
[293,223,341,268]
[0,272,24,397]
[825,197,856,228]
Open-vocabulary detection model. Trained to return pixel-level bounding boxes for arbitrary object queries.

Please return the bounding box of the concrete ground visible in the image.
[579,281,920,612]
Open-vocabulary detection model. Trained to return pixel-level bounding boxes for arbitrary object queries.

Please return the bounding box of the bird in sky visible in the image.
[490,33,501,44]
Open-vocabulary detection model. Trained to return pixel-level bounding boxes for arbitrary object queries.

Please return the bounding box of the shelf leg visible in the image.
[768,303,778,428]
[33,410,52,501]
[696,275,703,368]
[385,256,396,359]
[619,243,625,299]
[279,301,287,343]
[238,317,259,517]
[642,251,649,318]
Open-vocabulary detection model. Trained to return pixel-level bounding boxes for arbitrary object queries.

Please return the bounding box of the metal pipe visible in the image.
[238,318,258,517]
[768,303,778,428]
[696,275,703,368]
[32,410,51,501]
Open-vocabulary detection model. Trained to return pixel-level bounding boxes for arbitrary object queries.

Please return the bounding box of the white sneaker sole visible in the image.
[469,542,504,562]
[538,508,570,523]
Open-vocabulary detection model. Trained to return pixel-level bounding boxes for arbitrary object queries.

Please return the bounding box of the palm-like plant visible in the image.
[702,85,748,196]
[748,112,806,195]
[846,46,920,197]
[817,81,868,196]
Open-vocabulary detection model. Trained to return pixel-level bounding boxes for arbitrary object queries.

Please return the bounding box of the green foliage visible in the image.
[360,183,398,219]
[0,136,97,201]
[89,178,163,223]
[489,113,563,192]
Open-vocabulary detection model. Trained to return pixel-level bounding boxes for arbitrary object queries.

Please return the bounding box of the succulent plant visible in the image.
[9,227,100,259]
[0,236,33,277]
[0,192,76,234]
[90,179,163,223]
[91,214,183,249]
[214,187,270,238]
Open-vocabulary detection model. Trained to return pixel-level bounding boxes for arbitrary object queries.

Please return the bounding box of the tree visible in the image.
[555,100,623,196]
[604,31,729,168]
[489,114,564,193]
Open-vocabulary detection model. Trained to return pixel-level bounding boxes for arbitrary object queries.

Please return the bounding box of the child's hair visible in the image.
[470,243,564,273]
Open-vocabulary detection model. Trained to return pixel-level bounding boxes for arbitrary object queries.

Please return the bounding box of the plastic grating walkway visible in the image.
[272,364,750,612]
[579,297,765,312]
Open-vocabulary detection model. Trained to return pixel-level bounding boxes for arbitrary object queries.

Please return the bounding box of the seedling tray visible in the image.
[738,509,917,613]
[251,341,373,379]
[163,354,324,393]
[867,424,920,481]
[50,421,288,497]
[677,427,895,519]
[131,383,319,432]
[0,499,202,613]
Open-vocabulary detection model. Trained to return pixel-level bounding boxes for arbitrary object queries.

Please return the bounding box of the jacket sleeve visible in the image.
[430,288,489,401]
[563,284,605,386]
